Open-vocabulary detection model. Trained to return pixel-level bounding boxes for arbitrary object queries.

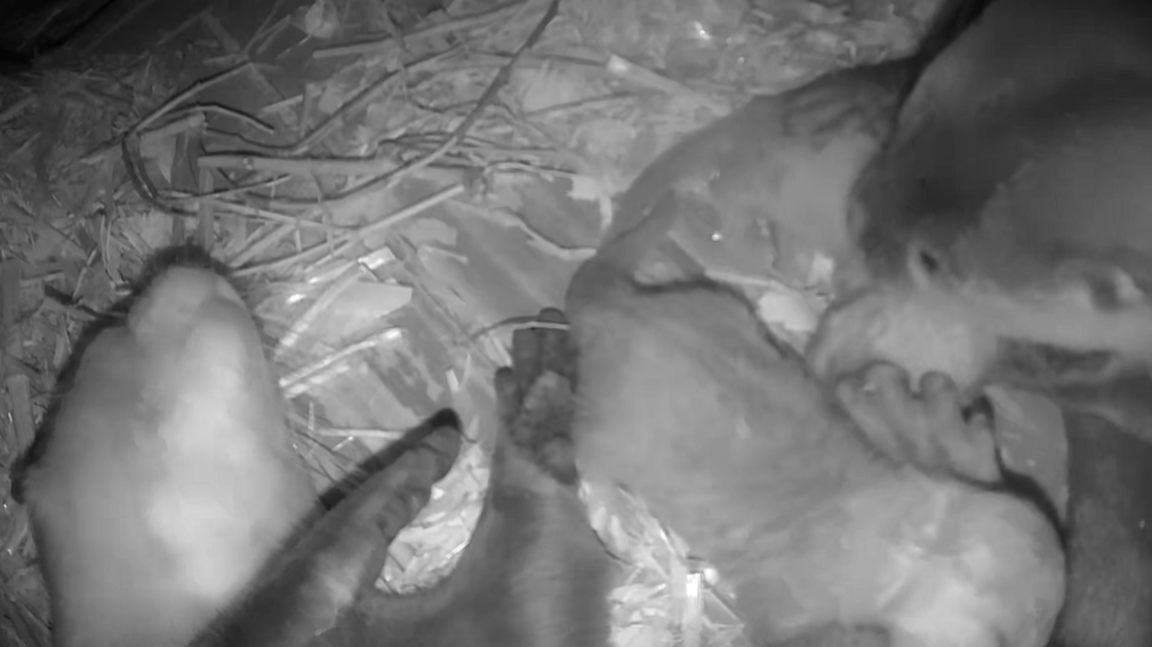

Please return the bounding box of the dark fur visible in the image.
[562,35,1065,646]
[187,311,612,647]
[188,411,464,647]
[322,309,614,647]
[23,245,612,646]
[812,1,1152,645]
[838,0,1152,380]
[1051,402,1152,647]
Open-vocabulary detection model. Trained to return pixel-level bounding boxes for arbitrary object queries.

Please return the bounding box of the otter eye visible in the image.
[917,249,940,275]
[907,243,943,280]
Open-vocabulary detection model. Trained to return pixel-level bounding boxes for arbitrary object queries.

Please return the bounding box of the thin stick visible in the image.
[157,7,211,47]
[120,63,252,217]
[230,223,299,267]
[198,198,329,229]
[2,260,34,452]
[248,0,289,51]
[255,17,293,57]
[309,427,408,440]
[83,0,162,54]
[21,4,68,50]
[289,47,459,155]
[446,0,559,146]
[235,183,465,277]
[261,94,303,116]
[133,62,251,134]
[140,112,206,144]
[192,104,275,134]
[198,153,400,176]
[199,10,244,55]
[275,267,364,360]
[258,0,559,213]
[280,327,404,398]
[79,111,205,164]
[313,0,544,59]
[172,175,291,201]
[197,168,214,250]
[234,0,560,275]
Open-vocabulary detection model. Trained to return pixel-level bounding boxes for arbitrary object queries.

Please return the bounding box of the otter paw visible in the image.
[494,308,579,484]
[836,362,1001,484]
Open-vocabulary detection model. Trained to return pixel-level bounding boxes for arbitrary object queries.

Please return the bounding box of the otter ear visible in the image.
[1099,267,1143,308]
[1056,261,1144,311]
[906,240,948,287]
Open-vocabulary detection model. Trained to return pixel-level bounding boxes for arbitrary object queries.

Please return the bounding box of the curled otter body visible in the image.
[560,61,1065,647]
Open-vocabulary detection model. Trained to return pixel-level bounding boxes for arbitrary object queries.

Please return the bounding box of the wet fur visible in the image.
[334,313,614,647]
[1052,403,1152,647]
[18,246,318,647]
[567,62,913,305]
[827,0,1152,384]
[563,61,1065,647]
[569,267,1063,647]
[596,0,1002,281]
[188,313,612,647]
[188,411,464,647]
[23,248,612,646]
[807,2,1152,644]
